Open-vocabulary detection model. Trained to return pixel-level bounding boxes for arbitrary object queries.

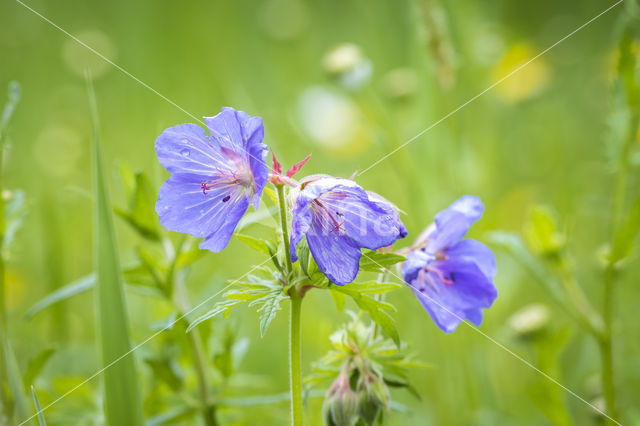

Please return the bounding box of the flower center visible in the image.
[310,199,346,236]
[201,168,252,199]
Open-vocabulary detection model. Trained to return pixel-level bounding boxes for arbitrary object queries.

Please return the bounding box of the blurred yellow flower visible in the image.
[492,43,549,103]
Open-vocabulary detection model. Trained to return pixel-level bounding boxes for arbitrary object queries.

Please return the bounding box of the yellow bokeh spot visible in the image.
[5,268,26,311]
[492,43,550,103]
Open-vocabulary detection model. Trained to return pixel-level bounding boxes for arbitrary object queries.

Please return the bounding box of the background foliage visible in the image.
[1,0,639,424]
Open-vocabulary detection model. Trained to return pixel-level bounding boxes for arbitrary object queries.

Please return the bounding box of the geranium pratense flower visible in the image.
[155,107,268,252]
[290,175,407,285]
[402,196,497,333]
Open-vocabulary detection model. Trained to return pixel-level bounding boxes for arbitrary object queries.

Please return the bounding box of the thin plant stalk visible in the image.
[289,292,303,426]
[598,48,640,421]
[0,81,20,421]
[175,274,217,426]
[168,237,217,426]
[276,183,303,425]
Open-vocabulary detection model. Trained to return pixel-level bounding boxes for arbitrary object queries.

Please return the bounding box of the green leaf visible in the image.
[186,300,246,332]
[330,289,346,313]
[115,171,160,241]
[250,287,287,337]
[3,341,29,420]
[147,405,196,426]
[31,386,47,426]
[611,196,640,263]
[175,244,208,269]
[523,206,565,255]
[345,281,403,294]
[235,206,279,232]
[22,348,55,391]
[488,231,567,304]
[116,162,136,201]
[329,285,400,346]
[234,233,272,255]
[188,268,287,336]
[359,250,406,273]
[212,324,249,379]
[144,358,184,390]
[25,274,95,320]
[0,81,21,143]
[618,28,640,108]
[2,189,27,257]
[262,187,279,206]
[88,78,145,426]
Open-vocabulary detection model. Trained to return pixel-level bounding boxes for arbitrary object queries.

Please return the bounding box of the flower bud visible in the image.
[323,374,359,426]
[357,378,389,425]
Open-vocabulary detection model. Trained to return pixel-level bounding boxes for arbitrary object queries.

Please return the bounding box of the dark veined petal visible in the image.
[425,195,484,253]
[408,258,497,333]
[199,195,251,252]
[306,220,362,286]
[204,107,268,209]
[156,173,251,252]
[289,176,407,285]
[155,123,231,177]
[289,200,313,263]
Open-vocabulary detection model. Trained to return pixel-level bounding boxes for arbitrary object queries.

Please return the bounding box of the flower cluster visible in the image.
[155,107,497,332]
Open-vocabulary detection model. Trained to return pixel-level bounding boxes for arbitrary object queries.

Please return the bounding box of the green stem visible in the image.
[597,83,639,425]
[172,244,217,426]
[555,256,604,337]
[289,292,303,426]
[186,323,217,426]
[600,267,617,423]
[275,182,303,425]
[276,184,293,277]
[0,83,16,420]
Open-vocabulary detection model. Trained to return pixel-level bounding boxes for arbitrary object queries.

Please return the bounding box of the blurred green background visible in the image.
[1,0,639,424]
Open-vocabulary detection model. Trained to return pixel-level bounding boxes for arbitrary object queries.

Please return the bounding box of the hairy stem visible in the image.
[276,182,303,425]
[289,292,303,426]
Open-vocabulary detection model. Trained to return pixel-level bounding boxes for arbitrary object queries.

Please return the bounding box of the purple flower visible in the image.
[155,107,268,252]
[402,196,497,333]
[290,176,407,285]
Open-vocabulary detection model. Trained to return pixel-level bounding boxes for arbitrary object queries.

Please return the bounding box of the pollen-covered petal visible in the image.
[156,173,250,251]
[408,259,497,333]
[306,220,362,286]
[155,123,230,177]
[426,196,485,253]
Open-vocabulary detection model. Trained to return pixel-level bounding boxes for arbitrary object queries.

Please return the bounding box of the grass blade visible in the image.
[4,341,29,420]
[88,77,145,426]
[30,386,47,426]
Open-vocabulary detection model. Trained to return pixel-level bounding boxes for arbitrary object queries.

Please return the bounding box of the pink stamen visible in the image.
[425,266,454,286]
